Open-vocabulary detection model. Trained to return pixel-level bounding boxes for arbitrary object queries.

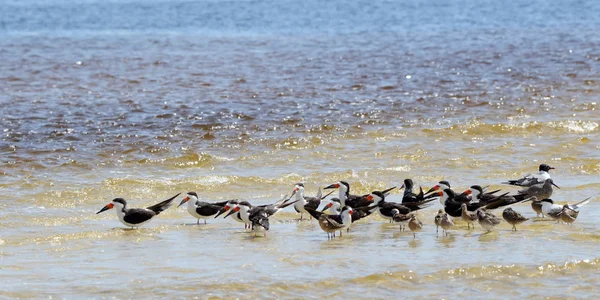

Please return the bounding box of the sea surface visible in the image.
[1,0,600,298]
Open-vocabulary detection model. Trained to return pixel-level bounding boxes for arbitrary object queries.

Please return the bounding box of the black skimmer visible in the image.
[540,197,590,222]
[463,185,509,205]
[290,183,333,220]
[434,209,444,234]
[440,212,454,236]
[214,200,248,228]
[476,209,502,232]
[407,214,423,238]
[224,197,298,233]
[305,206,354,239]
[438,189,486,217]
[502,208,529,231]
[177,192,229,224]
[368,191,435,222]
[400,178,437,204]
[391,208,411,231]
[324,181,395,209]
[460,203,478,229]
[321,200,377,224]
[425,181,452,204]
[96,193,180,228]
[502,164,555,187]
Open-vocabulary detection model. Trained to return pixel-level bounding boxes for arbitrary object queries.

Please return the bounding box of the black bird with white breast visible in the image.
[96,193,180,228]
[177,192,229,224]
[324,181,395,209]
[368,191,434,222]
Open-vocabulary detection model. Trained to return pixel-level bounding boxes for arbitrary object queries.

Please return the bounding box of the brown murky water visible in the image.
[1,0,599,298]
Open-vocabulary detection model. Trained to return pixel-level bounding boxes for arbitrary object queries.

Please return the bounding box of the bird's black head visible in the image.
[540,198,554,204]
[187,192,198,198]
[339,181,350,189]
[295,183,304,188]
[403,179,414,189]
[239,201,252,207]
[539,164,555,172]
[439,181,451,188]
[470,185,483,194]
[112,198,127,205]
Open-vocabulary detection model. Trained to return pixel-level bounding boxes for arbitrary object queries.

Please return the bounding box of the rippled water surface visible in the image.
[1,0,600,298]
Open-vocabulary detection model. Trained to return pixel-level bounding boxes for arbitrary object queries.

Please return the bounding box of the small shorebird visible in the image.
[440,212,454,236]
[530,198,544,218]
[96,193,180,228]
[502,164,555,187]
[177,192,230,224]
[460,203,478,229]
[306,206,354,239]
[408,214,423,238]
[476,209,502,232]
[391,208,411,231]
[434,209,444,234]
[540,197,591,223]
[502,207,529,231]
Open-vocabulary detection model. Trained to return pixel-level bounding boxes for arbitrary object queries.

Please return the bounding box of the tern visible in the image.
[540,197,591,223]
[96,193,180,228]
[502,164,555,187]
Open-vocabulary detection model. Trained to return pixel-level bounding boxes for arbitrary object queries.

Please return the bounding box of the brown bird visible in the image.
[434,209,444,235]
[408,214,423,238]
[476,209,502,232]
[530,197,543,218]
[440,213,454,236]
[560,205,579,225]
[502,207,529,231]
[391,208,411,231]
[460,203,478,229]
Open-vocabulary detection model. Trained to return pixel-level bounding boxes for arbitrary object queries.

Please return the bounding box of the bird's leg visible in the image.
[197,219,200,225]
[204,219,207,225]
[413,232,416,238]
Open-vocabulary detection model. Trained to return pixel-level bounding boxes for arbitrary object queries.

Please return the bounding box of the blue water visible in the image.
[2,0,600,36]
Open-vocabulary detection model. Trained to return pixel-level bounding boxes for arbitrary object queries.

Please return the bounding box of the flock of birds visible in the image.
[96,164,593,238]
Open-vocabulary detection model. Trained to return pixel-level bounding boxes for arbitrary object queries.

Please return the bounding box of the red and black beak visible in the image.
[178,196,190,208]
[96,203,114,214]
[224,206,240,219]
[214,205,230,218]
[425,185,440,195]
[321,202,333,212]
[324,183,340,189]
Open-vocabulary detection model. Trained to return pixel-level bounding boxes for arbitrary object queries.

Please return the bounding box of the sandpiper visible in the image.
[502,207,529,231]
[440,213,454,236]
[434,209,444,235]
[476,209,502,232]
[460,203,478,229]
[408,214,423,238]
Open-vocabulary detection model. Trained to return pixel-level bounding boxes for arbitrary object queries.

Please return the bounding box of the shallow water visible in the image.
[1,0,600,298]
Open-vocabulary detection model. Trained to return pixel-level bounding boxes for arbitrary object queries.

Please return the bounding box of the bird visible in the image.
[434,209,444,235]
[530,198,544,218]
[440,213,454,236]
[540,197,591,223]
[391,208,411,231]
[502,164,555,187]
[476,209,502,232]
[463,185,509,205]
[400,178,437,203]
[517,179,559,203]
[306,206,354,239]
[321,200,377,224]
[368,190,435,222]
[437,189,488,217]
[502,207,529,231]
[96,193,180,228]
[214,200,248,228]
[460,203,478,229]
[290,183,333,220]
[324,181,395,209]
[224,197,299,235]
[408,214,424,238]
[177,192,230,224]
